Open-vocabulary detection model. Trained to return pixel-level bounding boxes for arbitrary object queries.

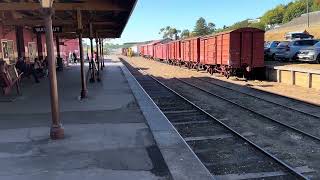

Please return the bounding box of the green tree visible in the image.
[311,0,320,11]
[283,0,307,23]
[180,29,190,39]
[207,22,216,34]
[193,17,216,36]
[159,26,181,40]
[261,5,286,25]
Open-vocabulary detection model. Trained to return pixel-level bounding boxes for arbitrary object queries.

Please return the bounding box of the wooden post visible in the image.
[44,9,64,140]
[291,71,295,85]
[95,36,101,82]
[102,38,105,67]
[89,37,95,83]
[77,9,88,99]
[36,33,43,60]
[89,23,95,83]
[16,26,25,58]
[55,35,61,58]
[99,38,103,70]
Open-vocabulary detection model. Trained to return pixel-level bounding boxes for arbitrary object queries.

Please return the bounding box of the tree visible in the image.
[311,0,320,11]
[180,29,190,39]
[261,5,286,25]
[283,0,307,23]
[207,22,216,34]
[159,26,181,40]
[193,17,216,36]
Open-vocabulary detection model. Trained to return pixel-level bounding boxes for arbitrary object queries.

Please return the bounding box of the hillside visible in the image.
[265,11,320,41]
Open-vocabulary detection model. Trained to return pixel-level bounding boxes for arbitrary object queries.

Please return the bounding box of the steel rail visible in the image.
[177,78,320,142]
[193,76,320,119]
[122,59,309,180]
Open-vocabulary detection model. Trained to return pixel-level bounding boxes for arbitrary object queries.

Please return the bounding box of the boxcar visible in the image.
[144,40,160,58]
[201,28,265,78]
[181,37,200,69]
[168,40,181,65]
[154,43,168,61]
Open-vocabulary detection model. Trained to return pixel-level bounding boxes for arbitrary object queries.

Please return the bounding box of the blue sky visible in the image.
[111,0,293,44]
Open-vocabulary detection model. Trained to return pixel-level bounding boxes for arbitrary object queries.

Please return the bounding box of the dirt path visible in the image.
[118,55,320,106]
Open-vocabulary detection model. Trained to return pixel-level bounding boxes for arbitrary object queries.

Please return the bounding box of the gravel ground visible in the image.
[118,55,320,105]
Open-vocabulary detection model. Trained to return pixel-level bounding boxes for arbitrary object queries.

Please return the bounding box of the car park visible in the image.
[297,41,320,63]
[264,41,280,60]
[275,39,319,61]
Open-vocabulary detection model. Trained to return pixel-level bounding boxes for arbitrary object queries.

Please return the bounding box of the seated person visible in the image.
[15,57,40,83]
[34,58,45,77]
[0,59,7,75]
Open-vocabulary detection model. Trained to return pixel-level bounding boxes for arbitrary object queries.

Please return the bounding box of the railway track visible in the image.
[192,76,320,119]
[176,78,320,142]
[121,58,310,180]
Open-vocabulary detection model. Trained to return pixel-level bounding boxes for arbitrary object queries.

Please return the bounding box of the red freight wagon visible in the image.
[181,37,200,68]
[138,45,144,56]
[200,36,217,69]
[201,28,265,78]
[154,43,169,61]
[168,41,175,64]
[167,40,181,65]
[181,40,191,64]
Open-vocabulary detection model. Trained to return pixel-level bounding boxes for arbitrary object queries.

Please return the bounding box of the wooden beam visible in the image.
[0,2,127,11]
[1,19,118,26]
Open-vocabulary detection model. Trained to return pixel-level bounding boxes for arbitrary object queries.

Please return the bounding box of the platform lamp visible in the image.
[40,0,64,140]
[40,0,54,8]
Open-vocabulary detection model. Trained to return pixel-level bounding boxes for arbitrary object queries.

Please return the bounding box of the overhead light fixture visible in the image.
[40,0,54,8]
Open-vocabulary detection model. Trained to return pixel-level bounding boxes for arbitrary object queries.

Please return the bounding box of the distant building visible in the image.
[248,18,261,24]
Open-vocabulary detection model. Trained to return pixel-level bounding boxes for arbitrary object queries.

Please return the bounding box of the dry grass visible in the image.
[265,24,320,41]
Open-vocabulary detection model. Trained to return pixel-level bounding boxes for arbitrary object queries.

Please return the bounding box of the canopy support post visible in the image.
[77,9,88,99]
[43,8,64,140]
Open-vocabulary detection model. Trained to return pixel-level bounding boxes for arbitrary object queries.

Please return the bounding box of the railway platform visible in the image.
[265,61,320,90]
[0,59,213,180]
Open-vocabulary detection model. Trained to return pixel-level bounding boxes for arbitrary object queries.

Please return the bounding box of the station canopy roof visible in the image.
[0,0,137,39]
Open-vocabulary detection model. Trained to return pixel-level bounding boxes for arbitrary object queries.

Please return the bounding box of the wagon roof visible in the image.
[181,36,200,41]
[213,27,265,36]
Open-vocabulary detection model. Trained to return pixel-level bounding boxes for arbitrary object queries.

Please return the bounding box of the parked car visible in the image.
[275,39,319,61]
[297,41,320,63]
[264,41,280,60]
[285,32,314,40]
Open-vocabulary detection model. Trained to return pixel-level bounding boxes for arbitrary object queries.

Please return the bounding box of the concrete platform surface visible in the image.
[0,60,171,180]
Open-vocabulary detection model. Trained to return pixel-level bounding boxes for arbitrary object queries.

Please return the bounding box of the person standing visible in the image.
[73,52,77,64]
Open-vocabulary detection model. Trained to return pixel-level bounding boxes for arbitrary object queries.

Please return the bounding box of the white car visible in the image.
[297,42,320,63]
[275,39,319,61]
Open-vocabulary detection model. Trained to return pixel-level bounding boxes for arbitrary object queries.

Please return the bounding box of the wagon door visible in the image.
[230,32,241,68]
[207,37,216,65]
[185,41,191,62]
[200,39,205,65]
[216,35,223,65]
[240,31,253,68]
[252,32,264,68]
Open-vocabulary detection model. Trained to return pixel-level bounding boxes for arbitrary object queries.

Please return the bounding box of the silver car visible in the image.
[264,41,280,60]
[297,41,320,63]
[275,39,319,61]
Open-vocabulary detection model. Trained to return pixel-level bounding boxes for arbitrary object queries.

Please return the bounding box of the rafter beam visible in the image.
[1,19,118,26]
[0,2,127,11]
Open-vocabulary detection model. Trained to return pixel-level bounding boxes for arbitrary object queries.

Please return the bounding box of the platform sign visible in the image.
[33,26,63,34]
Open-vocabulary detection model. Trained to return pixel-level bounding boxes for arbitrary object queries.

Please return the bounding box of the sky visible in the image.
[110,0,293,44]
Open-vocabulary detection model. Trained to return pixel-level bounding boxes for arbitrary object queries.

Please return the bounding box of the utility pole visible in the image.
[307,0,310,28]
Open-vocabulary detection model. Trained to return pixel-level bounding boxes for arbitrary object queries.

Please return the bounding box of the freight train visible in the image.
[134,27,265,79]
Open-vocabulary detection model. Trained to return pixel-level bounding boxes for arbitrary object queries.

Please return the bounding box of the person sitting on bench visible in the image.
[0,60,22,95]
[15,57,40,83]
